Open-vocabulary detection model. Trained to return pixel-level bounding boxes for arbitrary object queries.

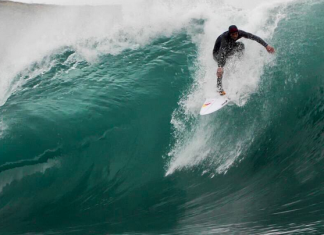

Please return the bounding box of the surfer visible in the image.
[213,25,275,95]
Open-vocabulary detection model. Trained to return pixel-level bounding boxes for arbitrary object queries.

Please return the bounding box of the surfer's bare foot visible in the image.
[219,90,226,96]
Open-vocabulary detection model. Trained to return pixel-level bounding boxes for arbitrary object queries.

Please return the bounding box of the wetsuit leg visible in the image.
[226,42,245,58]
[217,76,223,91]
[213,52,223,66]
[233,42,245,57]
[213,53,224,91]
[214,42,245,92]
[213,52,226,91]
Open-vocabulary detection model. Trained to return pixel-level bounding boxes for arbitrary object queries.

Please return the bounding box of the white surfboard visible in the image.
[200,95,230,115]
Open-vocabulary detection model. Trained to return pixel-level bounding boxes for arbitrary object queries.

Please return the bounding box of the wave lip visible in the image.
[0,1,121,107]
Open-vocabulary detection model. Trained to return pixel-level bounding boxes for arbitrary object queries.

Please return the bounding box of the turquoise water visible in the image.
[1,1,324,234]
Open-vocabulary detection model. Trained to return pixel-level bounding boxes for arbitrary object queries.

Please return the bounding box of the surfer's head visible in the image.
[229,25,239,40]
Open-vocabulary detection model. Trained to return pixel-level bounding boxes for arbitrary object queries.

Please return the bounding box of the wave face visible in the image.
[1,0,324,234]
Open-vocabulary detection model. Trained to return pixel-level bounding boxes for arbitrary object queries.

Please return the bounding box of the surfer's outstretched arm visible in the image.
[239,30,275,53]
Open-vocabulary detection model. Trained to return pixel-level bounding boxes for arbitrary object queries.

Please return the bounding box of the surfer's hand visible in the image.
[217,67,224,78]
[266,45,275,53]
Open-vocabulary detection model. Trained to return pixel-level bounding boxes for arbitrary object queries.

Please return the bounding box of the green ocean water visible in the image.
[0,1,324,234]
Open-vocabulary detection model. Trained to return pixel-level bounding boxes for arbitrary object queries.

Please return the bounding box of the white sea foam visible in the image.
[0,0,293,107]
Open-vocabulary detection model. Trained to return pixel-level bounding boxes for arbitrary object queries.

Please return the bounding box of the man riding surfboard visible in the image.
[213,25,275,95]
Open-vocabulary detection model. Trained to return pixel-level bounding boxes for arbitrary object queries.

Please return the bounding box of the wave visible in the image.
[1,0,324,234]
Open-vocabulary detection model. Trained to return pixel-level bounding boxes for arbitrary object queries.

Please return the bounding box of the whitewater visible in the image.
[0,0,324,234]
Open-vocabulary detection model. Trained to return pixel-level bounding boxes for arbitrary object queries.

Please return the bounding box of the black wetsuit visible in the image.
[213,30,268,67]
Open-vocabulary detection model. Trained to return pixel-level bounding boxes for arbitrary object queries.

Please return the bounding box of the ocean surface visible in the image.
[1,0,324,234]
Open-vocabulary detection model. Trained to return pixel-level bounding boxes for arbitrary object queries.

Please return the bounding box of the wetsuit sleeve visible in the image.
[239,30,268,47]
[213,35,226,67]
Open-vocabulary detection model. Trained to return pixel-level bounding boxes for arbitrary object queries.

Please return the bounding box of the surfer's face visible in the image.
[230,32,238,40]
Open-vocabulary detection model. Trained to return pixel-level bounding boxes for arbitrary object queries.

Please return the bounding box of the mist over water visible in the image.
[1,0,324,234]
